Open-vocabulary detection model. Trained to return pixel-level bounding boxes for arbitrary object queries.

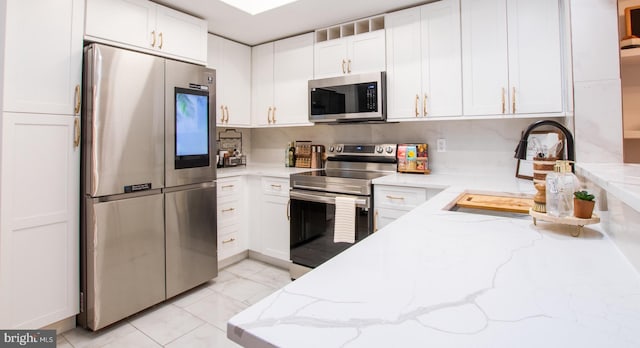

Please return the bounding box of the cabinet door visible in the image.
[0,113,79,329]
[260,194,290,261]
[385,8,423,120]
[85,0,155,51]
[314,39,348,78]
[461,0,509,116]
[3,0,83,115]
[421,0,462,117]
[221,38,252,126]
[273,33,314,126]
[507,0,562,114]
[207,35,226,124]
[251,42,275,126]
[156,5,207,64]
[375,208,406,231]
[348,31,386,75]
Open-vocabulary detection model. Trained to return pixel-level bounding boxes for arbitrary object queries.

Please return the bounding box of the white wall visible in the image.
[570,0,624,162]
[249,118,549,176]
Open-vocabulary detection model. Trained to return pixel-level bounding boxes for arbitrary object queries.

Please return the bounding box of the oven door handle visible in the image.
[290,190,369,208]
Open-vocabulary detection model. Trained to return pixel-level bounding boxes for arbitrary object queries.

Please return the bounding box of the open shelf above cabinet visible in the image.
[315,15,385,43]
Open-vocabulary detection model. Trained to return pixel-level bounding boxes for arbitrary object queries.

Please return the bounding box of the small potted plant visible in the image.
[573,190,595,218]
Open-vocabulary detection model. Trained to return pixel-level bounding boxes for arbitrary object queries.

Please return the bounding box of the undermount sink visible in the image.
[447,192,533,220]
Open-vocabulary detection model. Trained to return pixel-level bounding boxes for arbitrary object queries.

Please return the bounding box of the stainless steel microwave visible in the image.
[308,72,386,123]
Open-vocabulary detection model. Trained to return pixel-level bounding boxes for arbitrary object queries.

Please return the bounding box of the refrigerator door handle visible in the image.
[163,181,215,194]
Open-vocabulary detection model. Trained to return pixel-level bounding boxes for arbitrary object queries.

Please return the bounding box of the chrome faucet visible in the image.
[514,120,575,161]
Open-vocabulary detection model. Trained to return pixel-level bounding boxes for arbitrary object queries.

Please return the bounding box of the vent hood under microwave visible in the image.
[309,72,386,123]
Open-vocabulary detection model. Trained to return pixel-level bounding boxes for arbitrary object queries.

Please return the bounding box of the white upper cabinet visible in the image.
[461,0,563,116]
[251,42,276,126]
[2,0,83,116]
[273,33,314,126]
[386,0,462,120]
[314,31,386,78]
[207,35,251,127]
[314,16,386,78]
[85,0,207,65]
[506,0,562,115]
[155,6,208,64]
[251,33,313,127]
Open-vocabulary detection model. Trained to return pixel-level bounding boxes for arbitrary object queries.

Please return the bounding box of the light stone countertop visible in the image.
[226,172,640,348]
[576,163,640,212]
[216,163,317,179]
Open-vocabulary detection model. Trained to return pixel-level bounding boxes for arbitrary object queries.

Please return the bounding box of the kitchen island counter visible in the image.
[228,181,640,347]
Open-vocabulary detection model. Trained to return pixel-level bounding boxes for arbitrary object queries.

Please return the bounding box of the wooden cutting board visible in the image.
[455,193,533,213]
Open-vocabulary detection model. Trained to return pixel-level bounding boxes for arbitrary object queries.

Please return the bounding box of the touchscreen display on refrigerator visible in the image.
[175,87,210,169]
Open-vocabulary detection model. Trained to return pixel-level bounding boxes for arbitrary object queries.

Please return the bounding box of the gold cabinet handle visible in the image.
[267,107,273,124]
[222,238,236,244]
[286,199,291,221]
[415,94,419,117]
[151,30,156,47]
[386,195,405,200]
[342,59,346,74]
[221,207,235,213]
[423,93,428,117]
[271,184,282,189]
[158,32,163,49]
[501,87,506,114]
[220,105,225,123]
[73,117,81,148]
[224,105,229,123]
[272,106,276,124]
[374,210,379,232]
[512,86,516,114]
[74,85,81,115]
[221,184,235,189]
[347,59,352,73]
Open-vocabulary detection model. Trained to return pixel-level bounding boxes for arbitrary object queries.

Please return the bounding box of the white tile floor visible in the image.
[60,259,291,347]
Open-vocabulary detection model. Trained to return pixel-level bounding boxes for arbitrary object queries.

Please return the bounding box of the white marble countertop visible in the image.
[576,163,640,212]
[227,178,640,347]
[216,163,315,179]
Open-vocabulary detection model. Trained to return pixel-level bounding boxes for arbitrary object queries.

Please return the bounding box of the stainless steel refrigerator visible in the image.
[79,44,217,331]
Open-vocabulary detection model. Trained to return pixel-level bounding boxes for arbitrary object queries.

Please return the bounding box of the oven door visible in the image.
[289,189,371,269]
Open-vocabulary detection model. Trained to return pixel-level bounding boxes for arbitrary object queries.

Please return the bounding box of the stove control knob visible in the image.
[329,146,335,153]
[375,146,384,153]
[336,146,343,153]
[386,146,395,154]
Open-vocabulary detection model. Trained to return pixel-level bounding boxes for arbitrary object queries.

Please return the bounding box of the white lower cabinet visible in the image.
[374,184,442,230]
[0,113,80,329]
[216,176,247,261]
[248,177,290,262]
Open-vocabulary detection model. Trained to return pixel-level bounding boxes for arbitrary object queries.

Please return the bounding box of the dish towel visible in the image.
[334,196,356,244]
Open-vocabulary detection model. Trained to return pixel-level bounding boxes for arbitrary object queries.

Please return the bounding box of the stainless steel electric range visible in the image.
[289,144,397,279]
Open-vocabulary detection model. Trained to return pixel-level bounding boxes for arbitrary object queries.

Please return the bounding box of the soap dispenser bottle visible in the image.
[545,160,580,217]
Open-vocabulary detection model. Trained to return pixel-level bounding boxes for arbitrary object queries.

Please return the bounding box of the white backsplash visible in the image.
[246,118,553,176]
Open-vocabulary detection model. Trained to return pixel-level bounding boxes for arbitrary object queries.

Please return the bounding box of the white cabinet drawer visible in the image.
[375,185,429,210]
[218,228,240,260]
[217,177,242,197]
[217,199,241,227]
[262,177,289,197]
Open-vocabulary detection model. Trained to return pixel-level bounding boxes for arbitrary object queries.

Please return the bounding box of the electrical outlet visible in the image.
[436,138,446,152]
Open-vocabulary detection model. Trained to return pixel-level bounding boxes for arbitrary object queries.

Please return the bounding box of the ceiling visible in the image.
[153,0,431,46]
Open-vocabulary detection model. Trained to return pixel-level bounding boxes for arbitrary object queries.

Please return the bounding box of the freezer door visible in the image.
[83,194,165,331]
[165,184,218,298]
[83,44,165,197]
[165,59,216,187]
